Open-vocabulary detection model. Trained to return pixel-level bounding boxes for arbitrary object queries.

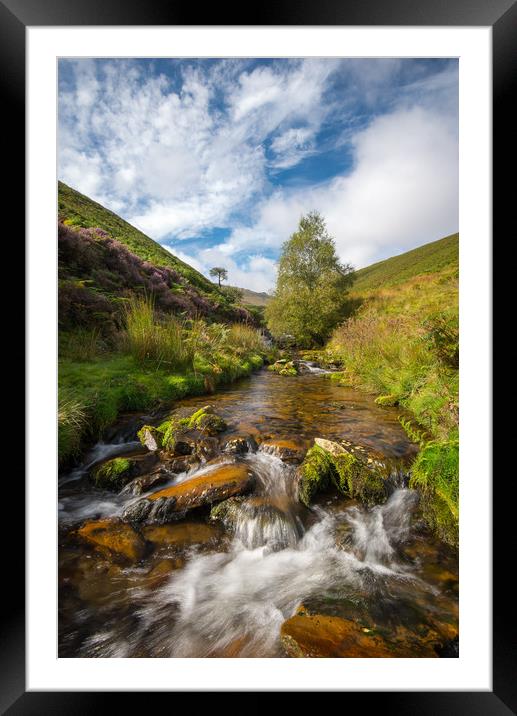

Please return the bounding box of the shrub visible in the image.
[124,295,193,370]
[58,392,88,462]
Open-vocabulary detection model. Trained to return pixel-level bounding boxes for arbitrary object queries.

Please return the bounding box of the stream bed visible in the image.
[58,365,458,658]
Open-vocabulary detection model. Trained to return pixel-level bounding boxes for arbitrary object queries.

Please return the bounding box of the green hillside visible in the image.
[352,233,458,293]
[58,181,215,294]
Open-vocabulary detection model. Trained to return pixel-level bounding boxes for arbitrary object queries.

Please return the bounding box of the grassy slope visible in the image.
[327,233,459,546]
[352,233,458,293]
[234,287,272,307]
[58,181,216,294]
[58,184,272,466]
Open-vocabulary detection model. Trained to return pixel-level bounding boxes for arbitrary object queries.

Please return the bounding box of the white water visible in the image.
[75,451,426,657]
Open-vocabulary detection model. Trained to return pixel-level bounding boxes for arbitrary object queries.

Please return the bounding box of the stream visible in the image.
[58,364,458,658]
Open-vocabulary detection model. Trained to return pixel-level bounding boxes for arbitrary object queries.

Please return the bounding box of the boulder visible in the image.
[77,519,146,563]
[137,425,163,451]
[90,453,160,491]
[122,462,255,524]
[143,522,222,551]
[280,614,396,658]
[297,439,388,507]
[222,435,258,455]
[259,438,307,464]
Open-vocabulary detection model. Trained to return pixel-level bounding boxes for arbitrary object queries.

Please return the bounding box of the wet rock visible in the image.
[145,558,184,588]
[91,453,160,491]
[280,614,396,658]
[268,360,299,376]
[157,405,228,455]
[222,435,258,455]
[297,439,388,508]
[77,519,146,563]
[122,462,255,524]
[143,522,222,551]
[196,436,220,460]
[259,438,307,464]
[137,426,163,451]
[120,469,171,497]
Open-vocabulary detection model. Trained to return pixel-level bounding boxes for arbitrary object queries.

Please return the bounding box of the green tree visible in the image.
[265,211,355,346]
[209,267,228,287]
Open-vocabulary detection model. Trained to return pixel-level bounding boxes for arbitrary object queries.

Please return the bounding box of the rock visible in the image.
[90,453,160,491]
[137,425,163,451]
[157,406,227,455]
[297,439,388,508]
[77,519,146,563]
[267,360,299,376]
[196,436,220,460]
[222,435,258,455]
[120,469,171,497]
[143,522,222,551]
[280,614,396,658]
[259,438,307,464]
[122,462,255,524]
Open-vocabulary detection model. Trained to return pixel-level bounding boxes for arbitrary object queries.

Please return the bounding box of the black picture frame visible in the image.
[3,0,509,711]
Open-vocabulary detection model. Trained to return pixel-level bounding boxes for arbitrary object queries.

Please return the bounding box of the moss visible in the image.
[332,453,386,505]
[92,457,132,490]
[297,446,337,507]
[193,412,227,435]
[409,438,459,547]
[375,394,399,407]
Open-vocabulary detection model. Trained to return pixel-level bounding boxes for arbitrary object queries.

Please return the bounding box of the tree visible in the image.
[209,267,228,287]
[265,211,355,346]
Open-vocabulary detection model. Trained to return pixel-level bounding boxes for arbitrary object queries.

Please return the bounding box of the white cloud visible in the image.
[221,104,458,273]
[59,59,458,292]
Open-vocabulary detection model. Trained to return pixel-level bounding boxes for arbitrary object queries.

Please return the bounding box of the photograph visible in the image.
[56,56,460,659]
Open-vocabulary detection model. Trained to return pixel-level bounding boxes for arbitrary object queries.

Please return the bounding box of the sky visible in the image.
[58,58,458,292]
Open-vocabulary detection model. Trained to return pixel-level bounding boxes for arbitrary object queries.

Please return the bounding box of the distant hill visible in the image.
[233,287,272,307]
[352,233,459,293]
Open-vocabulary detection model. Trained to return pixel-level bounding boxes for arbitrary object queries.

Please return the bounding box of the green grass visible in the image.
[58,181,216,294]
[124,295,194,370]
[59,321,268,466]
[352,233,458,293]
[327,235,459,544]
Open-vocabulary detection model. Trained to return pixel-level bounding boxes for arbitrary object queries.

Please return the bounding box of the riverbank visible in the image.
[59,330,270,467]
[303,263,459,546]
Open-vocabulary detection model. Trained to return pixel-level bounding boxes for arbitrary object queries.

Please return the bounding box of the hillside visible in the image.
[233,287,272,307]
[58,182,256,330]
[327,232,459,545]
[58,181,217,294]
[351,233,458,293]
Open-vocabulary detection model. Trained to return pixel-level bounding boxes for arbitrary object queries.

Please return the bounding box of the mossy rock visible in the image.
[137,425,163,451]
[297,445,337,507]
[332,452,387,506]
[374,394,399,407]
[91,457,133,490]
[157,405,227,453]
[268,360,299,376]
[297,439,388,507]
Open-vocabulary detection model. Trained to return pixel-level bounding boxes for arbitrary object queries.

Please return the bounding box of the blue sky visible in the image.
[58,58,458,291]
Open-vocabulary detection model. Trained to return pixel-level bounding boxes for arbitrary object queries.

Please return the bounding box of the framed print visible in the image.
[2,0,510,710]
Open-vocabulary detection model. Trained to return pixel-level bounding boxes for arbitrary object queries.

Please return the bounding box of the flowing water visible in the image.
[59,365,458,658]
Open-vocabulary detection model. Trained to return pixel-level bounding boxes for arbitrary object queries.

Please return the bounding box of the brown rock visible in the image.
[122,462,255,523]
[280,614,397,658]
[143,522,221,550]
[259,438,308,464]
[77,519,146,563]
